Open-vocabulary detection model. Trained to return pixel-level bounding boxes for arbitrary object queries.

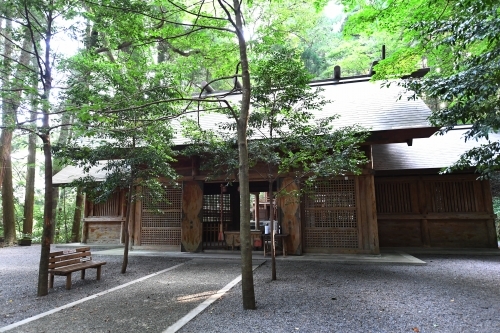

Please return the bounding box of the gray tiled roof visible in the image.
[172,80,432,145]
[373,128,500,170]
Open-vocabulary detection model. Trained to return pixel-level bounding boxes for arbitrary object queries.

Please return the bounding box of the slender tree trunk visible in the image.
[232,0,255,310]
[71,187,84,242]
[122,176,134,274]
[122,134,136,274]
[37,11,55,296]
[38,132,54,296]
[50,113,72,243]
[269,181,276,280]
[0,17,13,189]
[2,158,16,245]
[0,19,15,245]
[23,80,39,241]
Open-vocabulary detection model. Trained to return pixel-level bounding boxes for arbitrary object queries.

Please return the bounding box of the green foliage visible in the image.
[341,0,500,176]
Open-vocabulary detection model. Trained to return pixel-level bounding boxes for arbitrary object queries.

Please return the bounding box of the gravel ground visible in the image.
[1,245,500,333]
[0,244,188,327]
[180,255,500,333]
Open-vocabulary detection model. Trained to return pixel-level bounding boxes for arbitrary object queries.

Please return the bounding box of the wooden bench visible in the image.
[48,247,106,290]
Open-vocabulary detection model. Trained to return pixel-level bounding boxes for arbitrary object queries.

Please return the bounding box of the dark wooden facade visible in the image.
[76,168,498,253]
[80,153,497,254]
[376,174,497,248]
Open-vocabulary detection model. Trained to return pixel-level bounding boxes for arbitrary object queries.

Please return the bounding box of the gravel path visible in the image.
[1,245,500,333]
[0,245,188,328]
[181,255,500,333]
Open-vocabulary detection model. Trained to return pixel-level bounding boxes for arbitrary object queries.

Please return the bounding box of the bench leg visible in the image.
[49,274,54,289]
[97,266,102,280]
[65,274,72,290]
[81,269,86,280]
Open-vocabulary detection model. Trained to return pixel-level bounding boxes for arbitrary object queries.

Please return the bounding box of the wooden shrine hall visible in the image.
[53,79,498,254]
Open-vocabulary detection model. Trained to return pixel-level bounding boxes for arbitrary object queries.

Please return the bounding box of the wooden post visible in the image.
[364,174,379,254]
[255,193,260,231]
[278,177,302,255]
[481,179,498,248]
[133,186,142,246]
[181,181,203,252]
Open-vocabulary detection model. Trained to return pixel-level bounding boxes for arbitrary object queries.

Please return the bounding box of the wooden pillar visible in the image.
[481,179,498,248]
[133,186,142,246]
[82,195,89,243]
[181,181,203,252]
[254,193,260,230]
[278,177,302,255]
[362,174,379,254]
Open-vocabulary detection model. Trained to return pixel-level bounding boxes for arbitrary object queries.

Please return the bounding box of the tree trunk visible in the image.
[2,158,17,245]
[269,181,276,280]
[233,0,255,310]
[121,179,133,274]
[50,113,72,243]
[22,82,39,241]
[71,187,84,242]
[0,17,13,189]
[37,19,55,296]
[38,132,54,296]
[1,24,32,246]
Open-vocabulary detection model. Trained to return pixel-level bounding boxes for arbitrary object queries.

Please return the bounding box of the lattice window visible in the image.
[305,179,356,208]
[375,181,412,213]
[141,185,182,246]
[203,194,231,224]
[91,192,121,217]
[304,179,359,249]
[429,181,477,213]
[202,194,231,248]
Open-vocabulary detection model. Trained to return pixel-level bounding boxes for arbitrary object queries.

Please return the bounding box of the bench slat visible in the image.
[49,258,83,269]
[49,252,90,263]
[49,250,67,257]
[49,261,106,275]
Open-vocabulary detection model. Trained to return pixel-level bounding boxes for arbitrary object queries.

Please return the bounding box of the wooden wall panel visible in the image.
[278,177,301,255]
[376,174,497,248]
[181,181,203,252]
[378,220,423,247]
[428,220,490,248]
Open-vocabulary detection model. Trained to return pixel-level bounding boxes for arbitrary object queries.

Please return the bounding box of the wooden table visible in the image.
[263,233,289,257]
[224,231,263,251]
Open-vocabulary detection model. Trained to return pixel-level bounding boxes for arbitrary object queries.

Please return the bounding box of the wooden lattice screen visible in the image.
[202,194,231,248]
[141,186,182,246]
[376,179,480,214]
[89,192,121,217]
[375,181,412,214]
[304,179,359,249]
[429,180,477,213]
